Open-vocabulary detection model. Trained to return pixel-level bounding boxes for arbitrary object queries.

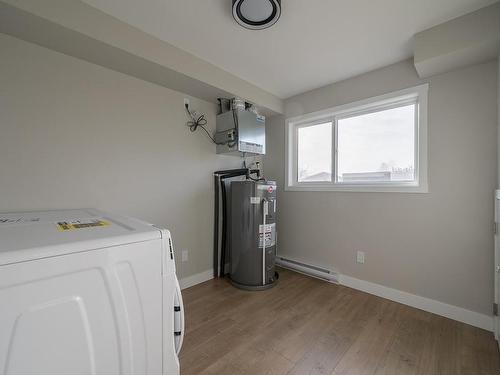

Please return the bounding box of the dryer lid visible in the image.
[0,209,163,266]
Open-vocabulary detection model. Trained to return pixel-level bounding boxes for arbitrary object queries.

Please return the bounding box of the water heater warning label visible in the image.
[259,223,276,248]
[57,219,110,231]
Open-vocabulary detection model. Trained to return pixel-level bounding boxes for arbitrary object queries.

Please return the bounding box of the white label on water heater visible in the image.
[259,223,276,248]
[250,197,260,204]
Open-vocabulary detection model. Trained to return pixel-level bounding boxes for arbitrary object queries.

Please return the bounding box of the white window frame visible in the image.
[285,84,428,193]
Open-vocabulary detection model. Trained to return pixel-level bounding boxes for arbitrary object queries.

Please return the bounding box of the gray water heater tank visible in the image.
[230,180,277,290]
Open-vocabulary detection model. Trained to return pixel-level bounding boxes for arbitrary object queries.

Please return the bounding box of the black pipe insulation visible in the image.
[217,171,249,278]
[213,175,220,278]
[220,179,228,277]
[214,168,249,176]
[213,168,261,278]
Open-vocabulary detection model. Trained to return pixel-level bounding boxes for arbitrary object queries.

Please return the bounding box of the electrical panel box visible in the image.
[216,108,266,156]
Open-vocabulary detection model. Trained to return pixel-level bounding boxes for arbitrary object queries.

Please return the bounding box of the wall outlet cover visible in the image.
[356,251,365,264]
[181,250,188,262]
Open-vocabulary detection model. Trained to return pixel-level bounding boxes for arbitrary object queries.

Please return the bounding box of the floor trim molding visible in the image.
[340,274,493,332]
[179,269,213,290]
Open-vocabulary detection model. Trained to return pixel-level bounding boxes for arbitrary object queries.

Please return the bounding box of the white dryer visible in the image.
[0,209,184,375]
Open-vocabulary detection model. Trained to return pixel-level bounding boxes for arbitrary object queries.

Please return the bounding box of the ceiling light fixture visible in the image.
[232,0,281,30]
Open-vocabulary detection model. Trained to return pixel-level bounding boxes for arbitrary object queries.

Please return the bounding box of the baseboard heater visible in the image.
[276,256,339,283]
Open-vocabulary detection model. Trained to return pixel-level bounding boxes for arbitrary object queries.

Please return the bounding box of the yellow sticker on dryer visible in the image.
[57,219,110,231]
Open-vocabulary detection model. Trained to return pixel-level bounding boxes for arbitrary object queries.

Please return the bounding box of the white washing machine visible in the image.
[0,208,184,375]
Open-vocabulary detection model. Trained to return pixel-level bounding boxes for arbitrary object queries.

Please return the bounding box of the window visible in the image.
[286,84,428,192]
[297,122,332,182]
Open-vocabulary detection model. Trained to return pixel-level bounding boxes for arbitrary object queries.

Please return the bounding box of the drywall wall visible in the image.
[0,0,283,115]
[497,49,500,337]
[414,2,500,78]
[265,59,497,316]
[0,33,244,279]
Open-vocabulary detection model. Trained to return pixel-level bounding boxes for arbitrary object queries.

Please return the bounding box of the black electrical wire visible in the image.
[185,105,218,143]
[185,104,237,147]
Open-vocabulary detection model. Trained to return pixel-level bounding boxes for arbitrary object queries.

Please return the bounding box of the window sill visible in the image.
[285,183,428,193]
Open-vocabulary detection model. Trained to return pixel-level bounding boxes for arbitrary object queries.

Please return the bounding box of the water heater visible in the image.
[230,180,278,290]
[215,98,266,156]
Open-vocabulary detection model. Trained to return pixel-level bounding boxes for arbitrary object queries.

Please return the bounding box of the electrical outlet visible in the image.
[356,251,365,264]
[181,250,188,262]
[184,98,190,108]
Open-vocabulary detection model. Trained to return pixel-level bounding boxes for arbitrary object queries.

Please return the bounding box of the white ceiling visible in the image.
[82,0,498,99]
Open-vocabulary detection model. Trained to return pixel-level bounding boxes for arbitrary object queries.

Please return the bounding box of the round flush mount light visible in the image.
[232,0,281,30]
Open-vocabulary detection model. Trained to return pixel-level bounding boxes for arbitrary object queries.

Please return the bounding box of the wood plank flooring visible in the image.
[179,268,500,375]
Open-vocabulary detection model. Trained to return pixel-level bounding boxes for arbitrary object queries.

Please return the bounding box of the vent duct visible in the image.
[232,0,281,30]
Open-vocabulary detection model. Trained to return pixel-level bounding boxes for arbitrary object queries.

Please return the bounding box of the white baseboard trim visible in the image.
[340,274,493,332]
[179,269,213,290]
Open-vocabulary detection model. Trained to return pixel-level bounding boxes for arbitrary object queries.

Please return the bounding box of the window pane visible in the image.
[297,122,332,182]
[337,104,415,183]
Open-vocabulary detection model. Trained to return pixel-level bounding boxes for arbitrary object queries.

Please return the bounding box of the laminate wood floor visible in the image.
[179,268,500,375]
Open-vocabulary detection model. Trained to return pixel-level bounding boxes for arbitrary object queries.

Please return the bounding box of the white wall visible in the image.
[0,34,243,279]
[265,59,498,316]
[497,49,500,337]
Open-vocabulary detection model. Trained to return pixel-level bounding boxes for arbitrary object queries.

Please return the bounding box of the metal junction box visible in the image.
[215,108,266,156]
